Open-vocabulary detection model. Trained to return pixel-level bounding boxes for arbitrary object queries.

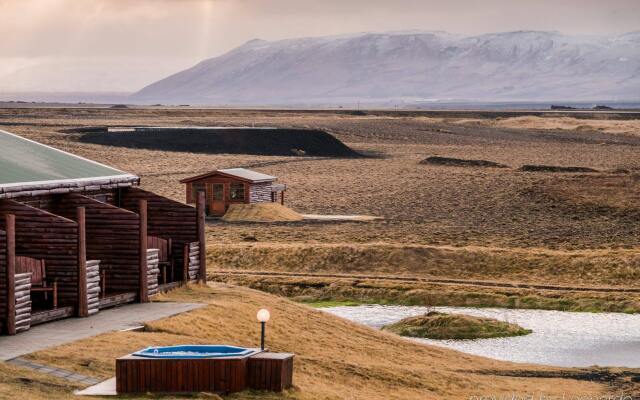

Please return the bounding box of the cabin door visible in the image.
[210,183,226,216]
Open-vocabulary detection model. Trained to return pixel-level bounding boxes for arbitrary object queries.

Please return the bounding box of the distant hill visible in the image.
[75,127,361,157]
[133,30,640,105]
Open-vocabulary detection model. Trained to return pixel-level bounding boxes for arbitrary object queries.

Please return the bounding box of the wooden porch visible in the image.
[99,292,138,310]
[49,193,143,304]
[121,188,205,285]
[31,306,74,326]
[0,190,205,335]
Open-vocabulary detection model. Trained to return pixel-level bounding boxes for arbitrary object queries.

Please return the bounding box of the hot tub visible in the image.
[117,345,294,394]
[133,345,256,359]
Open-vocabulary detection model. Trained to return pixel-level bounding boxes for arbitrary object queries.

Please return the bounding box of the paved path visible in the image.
[75,377,117,396]
[0,302,204,360]
[8,357,101,386]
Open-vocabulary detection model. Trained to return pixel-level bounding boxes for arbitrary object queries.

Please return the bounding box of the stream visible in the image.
[324,305,640,367]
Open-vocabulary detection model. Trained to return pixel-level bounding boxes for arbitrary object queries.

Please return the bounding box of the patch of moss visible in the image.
[382,312,532,340]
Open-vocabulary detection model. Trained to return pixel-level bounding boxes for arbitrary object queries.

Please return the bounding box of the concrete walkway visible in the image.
[8,357,101,386]
[0,302,204,360]
[75,378,117,396]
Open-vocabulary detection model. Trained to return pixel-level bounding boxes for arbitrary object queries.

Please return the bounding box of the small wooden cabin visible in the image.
[0,129,206,335]
[181,168,286,217]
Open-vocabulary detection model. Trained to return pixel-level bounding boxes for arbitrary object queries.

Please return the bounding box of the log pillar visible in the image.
[139,200,149,302]
[5,214,15,335]
[197,191,206,284]
[77,207,88,317]
[183,244,189,283]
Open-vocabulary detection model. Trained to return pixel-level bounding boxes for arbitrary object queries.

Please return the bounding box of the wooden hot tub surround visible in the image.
[116,350,294,394]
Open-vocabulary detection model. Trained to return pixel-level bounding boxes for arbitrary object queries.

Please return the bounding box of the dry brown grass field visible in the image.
[1,107,639,301]
[18,284,627,399]
[2,107,640,398]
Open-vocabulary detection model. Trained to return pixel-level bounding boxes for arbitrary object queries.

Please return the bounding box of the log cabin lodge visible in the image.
[0,129,206,335]
[181,168,286,217]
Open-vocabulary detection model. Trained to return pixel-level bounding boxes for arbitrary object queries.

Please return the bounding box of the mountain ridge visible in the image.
[133,30,640,105]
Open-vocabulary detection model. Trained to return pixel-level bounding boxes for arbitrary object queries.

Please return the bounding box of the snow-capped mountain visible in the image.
[133,31,640,105]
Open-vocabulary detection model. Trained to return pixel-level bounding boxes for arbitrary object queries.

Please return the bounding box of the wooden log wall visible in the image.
[187,242,200,281]
[121,188,197,281]
[196,192,206,283]
[86,260,100,316]
[85,190,117,206]
[14,272,32,333]
[2,178,137,200]
[4,215,15,335]
[147,236,170,261]
[0,229,6,333]
[13,189,118,217]
[77,207,87,317]
[0,200,79,308]
[139,200,148,303]
[147,249,159,297]
[249,182,273,203]
[47,193,141,297]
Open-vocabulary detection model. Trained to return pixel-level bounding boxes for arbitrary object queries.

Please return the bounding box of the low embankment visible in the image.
[212,272,640,313]
[207,243,640,286]
[69,126,361,157]
[208,243,640,313]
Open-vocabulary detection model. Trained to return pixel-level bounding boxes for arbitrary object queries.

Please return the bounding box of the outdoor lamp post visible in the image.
[257,308,271,350]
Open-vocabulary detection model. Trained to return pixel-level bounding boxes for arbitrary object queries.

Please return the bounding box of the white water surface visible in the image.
[324,305,640,367]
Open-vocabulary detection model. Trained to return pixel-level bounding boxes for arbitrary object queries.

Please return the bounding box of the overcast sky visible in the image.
[1,0,639,93]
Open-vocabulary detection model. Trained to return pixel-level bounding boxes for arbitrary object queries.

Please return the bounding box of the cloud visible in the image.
[0,0,638,92]
[2,0,638,59]
[0,1,238,59]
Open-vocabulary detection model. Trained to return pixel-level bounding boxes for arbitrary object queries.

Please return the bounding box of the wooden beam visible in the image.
[197,191,206,284]
[5,214,15,335]
[77,207,88,317]
[183,244,189,283]
[138,199,148,302]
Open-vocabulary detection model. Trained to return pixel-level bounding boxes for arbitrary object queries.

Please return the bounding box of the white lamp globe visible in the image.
[257,309,271,323]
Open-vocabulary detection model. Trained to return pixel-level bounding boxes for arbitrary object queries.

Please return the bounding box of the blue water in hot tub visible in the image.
[133,345,256,359]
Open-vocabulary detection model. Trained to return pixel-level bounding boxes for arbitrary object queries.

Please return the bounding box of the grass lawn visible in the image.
[9,283,621,399]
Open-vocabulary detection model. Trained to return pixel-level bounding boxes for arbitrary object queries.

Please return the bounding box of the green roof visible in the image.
[0,129,137,193]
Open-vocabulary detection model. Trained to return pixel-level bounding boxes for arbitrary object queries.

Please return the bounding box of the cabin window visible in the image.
[229,183,245,201]
[213,184,224,200]
[192,183,205,201]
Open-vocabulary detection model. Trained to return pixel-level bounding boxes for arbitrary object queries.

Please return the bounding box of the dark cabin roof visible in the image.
[180,168,277,184]
[0,129,139,198]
